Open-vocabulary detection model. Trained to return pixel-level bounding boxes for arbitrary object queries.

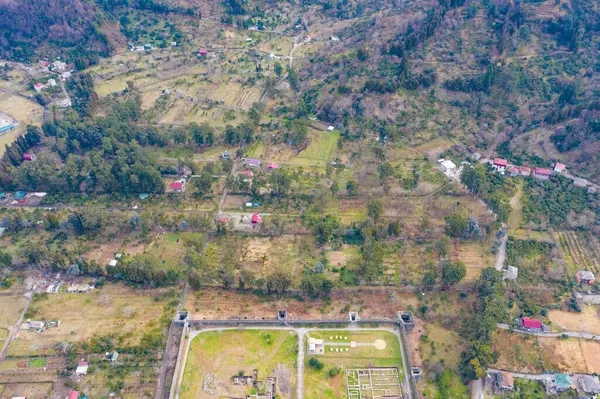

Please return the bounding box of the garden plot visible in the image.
[0,382,53,398]
[6,283,174,356]
[346,368,402,399]
[180,329,298,399]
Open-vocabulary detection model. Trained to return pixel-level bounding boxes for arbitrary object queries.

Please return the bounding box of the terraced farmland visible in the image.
[556,231,600,275]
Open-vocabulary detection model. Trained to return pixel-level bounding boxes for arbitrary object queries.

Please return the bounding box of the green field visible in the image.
[180,329,298,399]
[303,330,406,399]
[290,130,340,169]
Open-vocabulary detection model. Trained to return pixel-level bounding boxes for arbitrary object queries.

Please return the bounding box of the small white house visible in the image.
[108,259,118,267]
[76,361,89,375]
[439,159,456,174]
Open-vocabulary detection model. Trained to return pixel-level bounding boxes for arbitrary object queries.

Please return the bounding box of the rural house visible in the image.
[240,170,254,177]
[496,372,514,391]
[251,213,262,224]
[308,337,324,354]
[554,374,572,392]
[67,390,79,399]
[33,83,44,92]
[533,167,552,180]
[492,158,507,172]
[553,163,566,174]
[576,270,595,284]
[246,159,261,167]
[439,159,456,174]
[169,180,185,192]
[22,153,36,161]
[267,162,279,170]
[579,375,600,393]
[517,166,531,177]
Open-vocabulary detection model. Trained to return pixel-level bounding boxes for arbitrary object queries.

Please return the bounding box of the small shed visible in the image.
[23,153,36,161]
[267,162,279,169]
[251,213,262,224]
[198,49,208,56]
[68,391,79,399]
[14,191,27,200]
[110,351,119,362]
[108,259,118,267]
[327,126,334,131]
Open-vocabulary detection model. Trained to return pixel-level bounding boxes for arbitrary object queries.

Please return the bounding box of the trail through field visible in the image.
[495,230,507,271]
[508,182,523,229]
[0,293,32,362]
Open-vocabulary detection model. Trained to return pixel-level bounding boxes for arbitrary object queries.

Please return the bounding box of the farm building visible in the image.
[554,374,572,392]
[267,162,279,169]
[23,153,36,161]
[76,361,89,375]
[576,270,595,284]
[246,159,261,167]
[518,317,546,332]
[496,372,514,391]
[554,163,566,174]
[579,375,600,393]
[492,158,507,172]
[251,213,262,224]
[533,167,552,180]
[67,391,79,399]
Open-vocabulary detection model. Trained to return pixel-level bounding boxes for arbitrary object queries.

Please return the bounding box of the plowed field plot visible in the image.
[209,83,262,111]
[6,283,173,356]
[556,231,600,275]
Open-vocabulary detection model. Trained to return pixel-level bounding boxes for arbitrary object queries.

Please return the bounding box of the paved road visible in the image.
[297,331,305,399]
[497,323,600,340]
[183,326,413,399]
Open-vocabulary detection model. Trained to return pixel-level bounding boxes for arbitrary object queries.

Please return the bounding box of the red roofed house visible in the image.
[509,167,519,176]
[198,49,208,56]
[492,158,507,172]
[217,216,228,224]
[23,153,36,161]
[554,162,566,174]
[251,213,262,224]
[33,83,45,92]
[169,181,184,191]
[67,391,79,399]
[240,170,254,177]
[518,166,531,177]
[533,167,552,180]
[577,270,595,284]
[267,162,279,169]
[519,317,543,331]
